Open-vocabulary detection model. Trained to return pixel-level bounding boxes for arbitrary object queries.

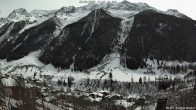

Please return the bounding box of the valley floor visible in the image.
[0,51,196,110]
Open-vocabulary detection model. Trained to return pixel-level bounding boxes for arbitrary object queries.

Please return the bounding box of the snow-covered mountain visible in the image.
[30,9,55,17]
[165,9,192,20]
[77,1,155,12]
[0,2,196,109]
[55,6,76,16]
[0,1,195,73]
[7,8,30,21]
[0,1,191,28]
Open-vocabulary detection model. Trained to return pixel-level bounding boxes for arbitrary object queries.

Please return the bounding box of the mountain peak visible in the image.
[9,8,29,16]
[120,0,131,4]
[30,9,52,17]
[13,8,27,13]
[59,6,76,11]
[55,6,76,16]
[165,9,191,20]
[80,9,111,21]
[7,8,30,20]
[88,1,96,5]
[79,1,154,12]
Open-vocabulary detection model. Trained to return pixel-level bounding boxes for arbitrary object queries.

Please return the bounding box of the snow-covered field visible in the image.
[0,2,196,109]
[0,50,194,87]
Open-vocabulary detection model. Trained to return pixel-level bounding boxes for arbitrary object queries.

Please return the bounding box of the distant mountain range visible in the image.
[0,1,195,71]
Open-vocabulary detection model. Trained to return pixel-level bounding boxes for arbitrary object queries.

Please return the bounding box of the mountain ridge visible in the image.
[0,1,191,24]
[0,1,195,71]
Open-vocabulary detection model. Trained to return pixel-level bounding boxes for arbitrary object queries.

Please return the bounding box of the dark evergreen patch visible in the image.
[40,9,122,70]
[124,10,196,69]
[9,20,26,36]
[0,17,60,61]
[0,22,14,37]
[0,21,27,59]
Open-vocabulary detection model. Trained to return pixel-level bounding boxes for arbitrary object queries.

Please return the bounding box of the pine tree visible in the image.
[63,80,66,86]
[176,64,180,73]
[194,81,196,92]
[157,60,159,66]
[139,77,142,84]
[103,79,107,89]
[58,79,62,86]
[109,72,112,79]
[87,77,90,86]
[131,76,134,83]
[68,77,73,88]
[194,69,196,92]
[33,72,37,79]
[110,79,114,92]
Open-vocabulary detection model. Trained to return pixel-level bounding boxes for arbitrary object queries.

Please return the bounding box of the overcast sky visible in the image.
[0,0,196,20]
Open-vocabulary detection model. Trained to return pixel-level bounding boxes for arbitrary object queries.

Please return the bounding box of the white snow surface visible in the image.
[0,0,194,88]
[0,1,190,38]
[0,50,193,87]
[165,9,191,19]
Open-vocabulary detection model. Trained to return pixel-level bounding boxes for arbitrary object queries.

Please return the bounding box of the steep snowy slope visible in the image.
[0,1,195,72]
[7,8,30,21]
[40,9,122,70]
[0,21,27,46]
[0,18,7,28]
[0,8,92,61]
[124,10,196,69]
[0,22,14,40]
[165,9,192,20]
[1,2,196,110]
[0,17,62,60]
